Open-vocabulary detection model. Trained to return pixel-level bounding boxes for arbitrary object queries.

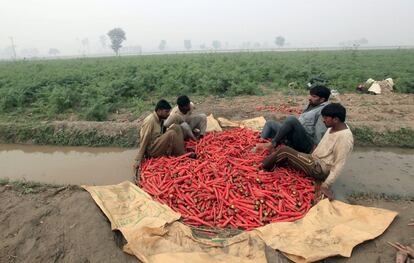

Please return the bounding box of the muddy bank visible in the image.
[0,121,413,148]
[0,183,412,263]
[0,186,137,263]
[1,145,413,199]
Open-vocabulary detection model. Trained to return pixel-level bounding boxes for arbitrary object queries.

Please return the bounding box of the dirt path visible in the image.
[0,184,412,263]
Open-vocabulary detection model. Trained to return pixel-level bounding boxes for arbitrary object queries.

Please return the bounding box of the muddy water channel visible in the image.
[0,144,413,198]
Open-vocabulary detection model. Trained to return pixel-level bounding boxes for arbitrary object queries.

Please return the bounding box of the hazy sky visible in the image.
[1,0,414,56]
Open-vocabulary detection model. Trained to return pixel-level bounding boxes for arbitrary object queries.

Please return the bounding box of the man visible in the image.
[262,103,354,200]
[133,99,193,174]
[260,85,331,154]
[164,95,207,140]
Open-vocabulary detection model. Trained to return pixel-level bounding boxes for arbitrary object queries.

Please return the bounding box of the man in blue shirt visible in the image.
[260,85,331,154]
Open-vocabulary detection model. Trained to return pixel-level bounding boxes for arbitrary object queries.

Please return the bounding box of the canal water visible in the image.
[0,144,413,197]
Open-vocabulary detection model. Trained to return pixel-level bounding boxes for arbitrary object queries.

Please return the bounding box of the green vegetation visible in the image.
[0,121,412,148]
[0,50,412,148]
[352,127,414,148]
[348,191,414,201]
[1,49,413,122]
[0,178,78,195]
[0,178,47,194]
[0,122,138,147]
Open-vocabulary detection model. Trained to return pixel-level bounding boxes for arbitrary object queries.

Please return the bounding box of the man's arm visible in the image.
[322,135,353,187]
[314,115,327,145]
[135,120,154,165]
[164,113,183,128]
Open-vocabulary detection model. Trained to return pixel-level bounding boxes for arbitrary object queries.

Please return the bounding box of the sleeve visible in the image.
[164,113,184,128]
[135,120,154,163]
[314,115,327,145]
[322,135,353,187]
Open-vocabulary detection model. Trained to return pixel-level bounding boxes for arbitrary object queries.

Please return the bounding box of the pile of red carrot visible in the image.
[255,105,302,115]
[139,128,315,230]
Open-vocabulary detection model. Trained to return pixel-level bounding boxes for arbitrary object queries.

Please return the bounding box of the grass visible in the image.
[0,122,138,147]
[0,178,81,195]
[0,121,412,148]
[352,127,414,148]
[1,178,50,195]
[348,191,414,202]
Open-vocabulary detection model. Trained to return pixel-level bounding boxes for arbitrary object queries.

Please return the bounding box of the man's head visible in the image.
[309,85,331,106]
[321,103,346,127]
[155,99,172,120]
[177,95,191,114]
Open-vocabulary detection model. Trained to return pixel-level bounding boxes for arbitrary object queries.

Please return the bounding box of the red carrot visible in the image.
[140,128,315,230]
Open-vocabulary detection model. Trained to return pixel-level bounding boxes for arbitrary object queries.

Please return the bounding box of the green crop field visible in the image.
[1,49,413,122]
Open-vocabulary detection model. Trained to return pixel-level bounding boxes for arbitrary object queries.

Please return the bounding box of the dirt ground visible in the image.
[55,92,414,133]
[192,92,414,132]
[0,184,412,263]
[1,92,414,263]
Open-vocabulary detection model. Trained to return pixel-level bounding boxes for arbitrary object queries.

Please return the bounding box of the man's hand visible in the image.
[255,142,272,152]
[320,185,334,201]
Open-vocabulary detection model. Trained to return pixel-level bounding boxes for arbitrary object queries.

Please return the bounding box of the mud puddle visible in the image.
[0,144,136,185]
[333,147,414,198]
[0,144,413,197]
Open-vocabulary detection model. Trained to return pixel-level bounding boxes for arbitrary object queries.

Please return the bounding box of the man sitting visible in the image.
[133,99,194,174]
[260,85,331,153]
[164,95,207,140]
[262,103,354,200]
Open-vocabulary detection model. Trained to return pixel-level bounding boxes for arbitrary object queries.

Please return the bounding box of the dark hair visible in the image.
[177,95,190,107]
[155,99,172,111]
[310,85,331,101]
[321,103,346,122]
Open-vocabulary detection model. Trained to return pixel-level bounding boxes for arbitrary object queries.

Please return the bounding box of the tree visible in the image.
[159,40,167,51]
[184,40,192,50]
[275,36,285,48]
[48,48,60,56]
[212,40,221,50]
[107,28,126,56]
